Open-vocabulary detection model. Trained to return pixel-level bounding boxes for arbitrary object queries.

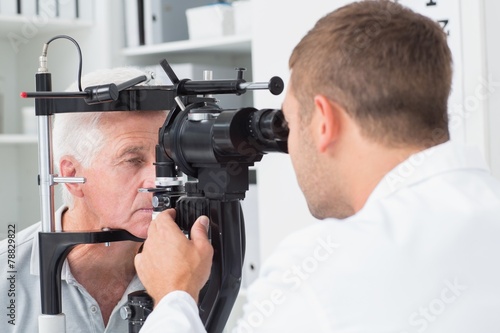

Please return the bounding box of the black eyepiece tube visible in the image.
[249,109,288,153]
[154,144,177,178]
[251,109,288,141]
[212,107,288,157]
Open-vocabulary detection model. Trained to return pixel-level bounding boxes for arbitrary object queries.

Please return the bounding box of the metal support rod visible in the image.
[34,64,65,333]
[38,115,55,233]
[237,82,268,90]
[52,176,86,184]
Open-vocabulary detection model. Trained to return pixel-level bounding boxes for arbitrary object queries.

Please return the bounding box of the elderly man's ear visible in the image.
[312,94,345,154]
[59,157,84,198]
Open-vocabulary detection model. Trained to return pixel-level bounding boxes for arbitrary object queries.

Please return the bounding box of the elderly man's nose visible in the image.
[142,164,156,188]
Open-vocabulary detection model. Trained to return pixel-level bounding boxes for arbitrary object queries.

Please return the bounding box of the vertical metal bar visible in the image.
[37,115,55,233]
[35,71,55,233]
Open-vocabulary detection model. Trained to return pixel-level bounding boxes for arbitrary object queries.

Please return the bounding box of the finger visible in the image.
[165,208,176,220]
[190,215,210,244]
[150,208,179,235]
[152,208,176,224]
[137,242,144,254]
[134,253,149,287]
[134,253,143,273]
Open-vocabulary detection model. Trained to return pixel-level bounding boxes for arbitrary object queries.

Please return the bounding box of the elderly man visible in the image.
[0,67,167,332]
[134,1,500,332]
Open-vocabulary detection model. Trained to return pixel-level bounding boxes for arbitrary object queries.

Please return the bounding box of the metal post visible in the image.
[37,114,55,233]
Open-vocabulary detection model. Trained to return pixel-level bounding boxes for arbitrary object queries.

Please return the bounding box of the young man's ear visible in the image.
[59,156,84,198]
[312,95,343,153]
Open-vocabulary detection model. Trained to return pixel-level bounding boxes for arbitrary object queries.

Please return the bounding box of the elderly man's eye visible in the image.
[127,158,144,165]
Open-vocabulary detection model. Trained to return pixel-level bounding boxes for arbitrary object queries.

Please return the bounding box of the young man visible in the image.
[135,1,500,332]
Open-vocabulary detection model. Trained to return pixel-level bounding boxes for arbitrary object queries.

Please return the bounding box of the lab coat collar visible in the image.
[365,140,490,206]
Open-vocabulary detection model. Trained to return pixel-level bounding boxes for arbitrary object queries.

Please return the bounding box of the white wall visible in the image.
[460,1,489,160]
[0,39,19,133]
[251,0,352,261]
[485,0,500,179]
[251,0,500,262]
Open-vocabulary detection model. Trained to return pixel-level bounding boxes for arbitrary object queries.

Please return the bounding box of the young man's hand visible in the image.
[134,209,213,304]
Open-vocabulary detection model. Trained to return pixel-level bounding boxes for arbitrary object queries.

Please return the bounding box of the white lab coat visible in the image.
[141,141,500,333]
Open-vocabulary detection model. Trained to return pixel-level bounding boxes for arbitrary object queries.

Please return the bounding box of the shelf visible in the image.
[123,34,252,57]
[0,134,38,144]
[0,15,92,39]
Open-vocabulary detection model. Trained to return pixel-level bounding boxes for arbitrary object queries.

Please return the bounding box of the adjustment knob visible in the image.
[152,194,171,209]
[235,67,246,80]
[120,306,132,320]
[268,76,284,95]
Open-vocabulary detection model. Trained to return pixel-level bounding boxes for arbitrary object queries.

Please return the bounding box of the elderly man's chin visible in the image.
[129,209,154,239]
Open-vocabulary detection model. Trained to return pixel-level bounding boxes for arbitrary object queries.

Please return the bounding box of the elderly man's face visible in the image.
[79,111,165,238]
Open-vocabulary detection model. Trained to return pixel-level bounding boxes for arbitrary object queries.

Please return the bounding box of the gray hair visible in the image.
[53,67,161,207]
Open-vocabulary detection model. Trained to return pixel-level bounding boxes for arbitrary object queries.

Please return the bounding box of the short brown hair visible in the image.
[289,0,452,147]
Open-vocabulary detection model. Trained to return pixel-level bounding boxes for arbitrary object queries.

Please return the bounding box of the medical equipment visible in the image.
[22,35,287,333]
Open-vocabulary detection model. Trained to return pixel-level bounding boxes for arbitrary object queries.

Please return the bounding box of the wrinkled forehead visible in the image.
[96,111,164,144]
[98,110,165,129]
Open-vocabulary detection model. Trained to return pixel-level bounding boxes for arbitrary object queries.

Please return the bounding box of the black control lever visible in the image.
[21,74,150,105]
